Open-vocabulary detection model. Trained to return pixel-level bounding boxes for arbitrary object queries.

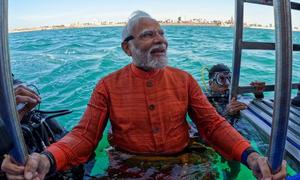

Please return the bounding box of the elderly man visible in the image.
[2,11,286,180]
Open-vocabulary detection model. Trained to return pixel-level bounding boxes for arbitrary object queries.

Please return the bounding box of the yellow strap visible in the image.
[201,66,208,93]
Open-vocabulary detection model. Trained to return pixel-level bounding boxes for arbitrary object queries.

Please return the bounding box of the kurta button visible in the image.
[152,127,160,133]
[149,104,155,110]
[146,80,153,87]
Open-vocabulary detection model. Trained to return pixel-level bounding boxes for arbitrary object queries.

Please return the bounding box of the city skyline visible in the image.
[11,16,289,33]
[8,0,300,30]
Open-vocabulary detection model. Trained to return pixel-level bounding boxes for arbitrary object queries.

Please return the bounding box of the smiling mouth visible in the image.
[150,48,166,56]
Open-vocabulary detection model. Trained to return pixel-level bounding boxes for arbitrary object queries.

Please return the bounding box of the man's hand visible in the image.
[225,97,247,116]
[250,81,266,99]
[1,153,50,180]
[14,85,41,120]
[250,81,266,92]
[247,152,287,180]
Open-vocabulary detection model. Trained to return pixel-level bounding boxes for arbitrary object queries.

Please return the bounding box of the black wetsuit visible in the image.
[205,90,240,127]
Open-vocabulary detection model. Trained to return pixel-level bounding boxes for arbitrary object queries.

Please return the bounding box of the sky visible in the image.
[8,0,300,29]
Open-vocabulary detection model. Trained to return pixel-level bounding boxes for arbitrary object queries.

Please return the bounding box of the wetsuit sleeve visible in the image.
[187,76,250,161]
[46,80,109,171]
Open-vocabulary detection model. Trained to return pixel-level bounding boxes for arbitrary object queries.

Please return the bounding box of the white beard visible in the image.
[130,44,168,70]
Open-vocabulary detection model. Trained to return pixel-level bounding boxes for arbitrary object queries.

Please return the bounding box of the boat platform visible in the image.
[240,98,300,170]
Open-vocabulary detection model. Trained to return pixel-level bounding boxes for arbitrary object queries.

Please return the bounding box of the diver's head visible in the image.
[121,10,168,71]
[208,64,231,94]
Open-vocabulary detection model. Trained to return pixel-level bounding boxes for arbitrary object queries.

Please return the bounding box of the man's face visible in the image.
[126,18,168,70]
[209,71,231,94]
[210,81,229,94]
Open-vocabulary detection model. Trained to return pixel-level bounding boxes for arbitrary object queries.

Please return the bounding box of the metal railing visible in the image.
[232,0,293,173]
[269,0,292,173]
[0,0,27,164]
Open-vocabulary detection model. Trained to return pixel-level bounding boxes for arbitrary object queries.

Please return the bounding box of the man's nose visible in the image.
[153,33,166,44]
[225,78,231,85]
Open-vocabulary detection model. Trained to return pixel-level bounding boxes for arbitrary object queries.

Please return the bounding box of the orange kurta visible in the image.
[47,64,250,171]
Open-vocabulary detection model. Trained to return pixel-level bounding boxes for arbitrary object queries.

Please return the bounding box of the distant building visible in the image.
[177,17,182,23]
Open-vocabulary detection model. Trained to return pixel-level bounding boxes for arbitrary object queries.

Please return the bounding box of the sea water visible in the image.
[9,26,300,179]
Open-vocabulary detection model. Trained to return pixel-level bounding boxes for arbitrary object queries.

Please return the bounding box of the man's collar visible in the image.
[130,64,162,79]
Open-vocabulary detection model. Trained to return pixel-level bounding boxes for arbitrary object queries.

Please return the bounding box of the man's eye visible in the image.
[159,30,164,36]
[141,31,155,38]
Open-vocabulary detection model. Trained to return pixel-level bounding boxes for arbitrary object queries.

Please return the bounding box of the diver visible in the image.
[206,64,247,124]
[0,78,41,179]
[203,63,265,125]
[201,63,266,178]
[0,78,89,180]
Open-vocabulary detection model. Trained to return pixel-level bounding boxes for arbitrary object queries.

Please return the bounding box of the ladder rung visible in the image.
[244,0,272,6]
[294,44,300,51]
[244,0,300,11]
[242,42,300,51]
[291,2,300,10]
[238,83,300,94]
[242,42,274,50]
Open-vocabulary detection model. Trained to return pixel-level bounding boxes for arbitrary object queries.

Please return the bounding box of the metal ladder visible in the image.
[231,0,296,173]
[231,0,300,95]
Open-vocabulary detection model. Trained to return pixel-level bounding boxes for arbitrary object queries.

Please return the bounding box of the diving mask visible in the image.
[212,71,231,86]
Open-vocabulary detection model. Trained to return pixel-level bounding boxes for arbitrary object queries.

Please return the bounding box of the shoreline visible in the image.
[9,23,300,34]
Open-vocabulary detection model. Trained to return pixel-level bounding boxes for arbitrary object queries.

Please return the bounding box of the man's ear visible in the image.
[121,42,132,56]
